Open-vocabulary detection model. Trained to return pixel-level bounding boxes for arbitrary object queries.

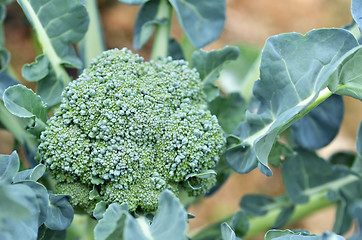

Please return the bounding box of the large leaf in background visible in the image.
[17,0,88,69]
[291,95,344,150]
[264,229,345,240]
[282,150,335,204]
[95,190,188,240]
[3,85,47,132]
[208,93,246,134]
[352,0,362,32]
[17,0,89,106]
[192,46,239,100]
[133,0,166,50]
[169,0,225,49]
[226,29,359,176]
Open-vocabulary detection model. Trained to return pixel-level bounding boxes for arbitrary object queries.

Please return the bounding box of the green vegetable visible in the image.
[38,48,225,213]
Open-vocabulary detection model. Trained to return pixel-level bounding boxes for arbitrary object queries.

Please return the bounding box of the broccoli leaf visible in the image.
[17,0,89,106]
[230,210,249,238]
[94,203,129,240]
[0,72,17,98]
[0,151,19,184]
[17,0,88,69]
[208,93,246,134]
[192,46,239,100]
[221,223,241,240]
[264,229,345,240]
[21,54,49,82]
[3,84,47,129]
[331,47,362,100]
[13,164,46,182]
[37,225,66,240]
[290,95,344,150]
[226,29,360,176]
[44,194,74,231]
[352,0,362,32]
[133,0,167,50]
[95,190,187,240]
[169,0,225,49]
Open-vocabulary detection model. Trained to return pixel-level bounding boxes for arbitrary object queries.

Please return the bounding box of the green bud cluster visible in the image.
[38,48,225,213]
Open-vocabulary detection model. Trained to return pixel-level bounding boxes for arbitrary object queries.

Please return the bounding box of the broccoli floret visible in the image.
[38,48,225,213]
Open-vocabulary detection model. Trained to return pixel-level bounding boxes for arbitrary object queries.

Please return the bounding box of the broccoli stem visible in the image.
[190,174,360,239]
[150,0,173,60]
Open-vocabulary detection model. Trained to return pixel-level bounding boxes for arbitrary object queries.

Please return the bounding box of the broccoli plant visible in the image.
[0,0,361,240]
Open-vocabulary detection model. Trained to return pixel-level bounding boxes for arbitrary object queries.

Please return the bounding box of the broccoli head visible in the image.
[38,48,225,213]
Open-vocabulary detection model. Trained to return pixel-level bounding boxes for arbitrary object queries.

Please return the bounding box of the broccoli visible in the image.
[38,48,226,213]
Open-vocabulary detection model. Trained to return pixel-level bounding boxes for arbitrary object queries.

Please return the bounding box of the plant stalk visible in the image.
[150,0,172,60]
[190,173,360,239]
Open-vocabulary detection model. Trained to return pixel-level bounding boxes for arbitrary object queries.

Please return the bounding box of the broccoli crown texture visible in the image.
[38,48,225,213]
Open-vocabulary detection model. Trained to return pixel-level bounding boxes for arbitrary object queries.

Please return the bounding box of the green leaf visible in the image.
[17,0,89,85]
[36,69,64,107]
[3,84,47,121]
[37,225,66,240]
[13,164,46,182]
[117,0,149,5]
[148,190,187,240]
[0,72,17,98]
[0,47,9,71]
[22,54,49,82]
[94,203,129,240]
[328,152,355,168]
[0,151,19,183]
[352,122,362,172]
[0,183,39,240]
[93,201,108,221]
[169,0,225,49]
[282,150,335,204]
[45,194,74,231]
[268,141,295,168]
[226,29,359,176]
[208,93,246,134]
[168,38,184,60]
[349,200,362,240]
[17,0,88,69]
[332,47,362,100]
[291,95,344,150]
[133,0,166,50]
[0,183,33,220]
[273,205,294,228]
[230,210,249,238]
[192,46,239,100]
[221,223,241,240]
[352,0,362,32]
[240,194,275,216]
[264,229,345,240]
[21,181,49,226]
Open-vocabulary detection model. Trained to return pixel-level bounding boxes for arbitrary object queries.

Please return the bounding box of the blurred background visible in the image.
[1,0,361,239]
